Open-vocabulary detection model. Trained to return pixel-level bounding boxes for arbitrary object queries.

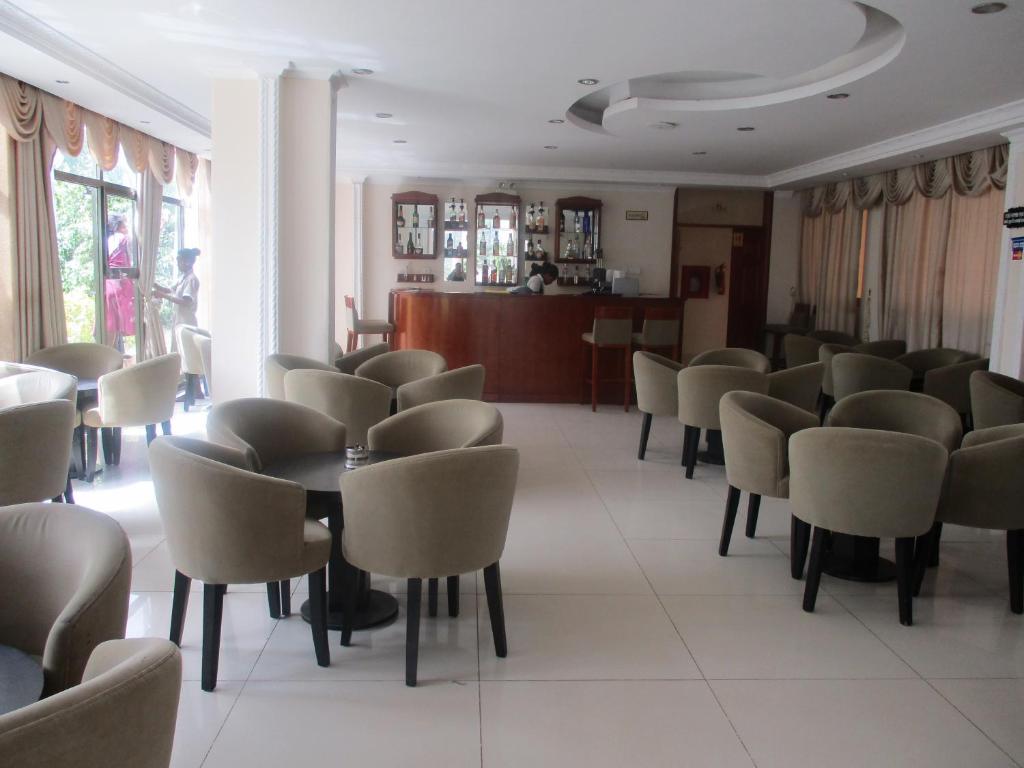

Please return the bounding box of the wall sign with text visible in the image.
[625,210,649,221]
[1005,207,1024,229]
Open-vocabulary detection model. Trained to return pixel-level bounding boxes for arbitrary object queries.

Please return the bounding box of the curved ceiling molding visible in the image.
[569,2,904,133]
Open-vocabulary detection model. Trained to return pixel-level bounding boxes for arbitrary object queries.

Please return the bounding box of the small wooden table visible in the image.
[0,645,43,715]
[262,451,401,632]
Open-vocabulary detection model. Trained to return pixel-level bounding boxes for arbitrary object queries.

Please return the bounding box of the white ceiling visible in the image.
[1,0,1022,188]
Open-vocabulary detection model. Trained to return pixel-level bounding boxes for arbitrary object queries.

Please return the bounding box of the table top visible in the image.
[0,644,43,716]
[76,378,98,393]
[262,451,401,494]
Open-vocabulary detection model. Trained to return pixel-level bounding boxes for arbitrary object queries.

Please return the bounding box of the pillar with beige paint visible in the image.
[990,129,1024,377]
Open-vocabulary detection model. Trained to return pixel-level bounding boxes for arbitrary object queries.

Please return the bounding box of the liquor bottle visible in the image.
[446,232,454,256]
[492,208,501,229]
[492,232,500,257]
[406,231,414,254]
[507,233,514,258]
[526,203,535,230]
[575,211,582,234]
[480,259,489,283]
[395,231,402,253]
[490,261,498,284]
[582,210,591,237]
[477,206,485,229]
[478,235,487,257]
[536,241,545,260]
[537,202,546,229]
[412,205,419,228]
[448,198,457,223]
[560,212,566,233]
[427,208,434,229]
[458,199,466,224]
[525,237,533,258]
[415,232,423,254]
[396,205,405,227]
[510,207,518,230]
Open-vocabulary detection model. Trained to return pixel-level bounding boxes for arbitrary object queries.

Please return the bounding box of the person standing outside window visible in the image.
[104,215,136,352]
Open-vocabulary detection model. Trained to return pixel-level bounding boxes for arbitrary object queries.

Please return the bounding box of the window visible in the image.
[157,192,185,350]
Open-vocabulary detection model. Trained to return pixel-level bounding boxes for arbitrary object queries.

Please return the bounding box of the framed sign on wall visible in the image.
[680,265,710,299]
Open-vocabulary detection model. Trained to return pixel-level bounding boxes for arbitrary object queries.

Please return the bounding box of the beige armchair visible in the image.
[633,351,685,460]
[854,339,907,359]
[0,400,76,504]
[790,427,947,625]
[355,349,447,396]
[831,352,913,402]
[817,342,855,420]
[767,361,824,415]
[896,348,978,381]
[397,364,486,411]
[677,365,768,479]
[284,369,391,446]
[334,342,390,375]
[807,329,860,346]
[175,325,210,411]
[827,390,963,454]
[923,357,988,424]
[25,342,123,383]
[80,354,180,481]
[0,638,181,768]
[914,424,1024,613]
[150,436,333,690]
[719,392,818,576]
[340,445,519,686]
[689,347,771,373]
[783,333,824,369]
[265,353,337,400]
[0,503,131,695]
[970,370,1024,430]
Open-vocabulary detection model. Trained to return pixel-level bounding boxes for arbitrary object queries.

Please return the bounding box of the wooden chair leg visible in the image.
[101,427,113,465]
[591,345,599,412]
[309,567,330,667]
[63,472,75,504]
[280,580,291,617]
[912,522,938,597]
[170,570,191,646]
[406,578,422,687]
[447,576,460,617]
[895,537,915,626]
[266,582,282,619]
[791,515,811,579]
[145,424,157,445]
[719,485,741,556]
[928,521,943,568]
[73,424,86,477]
[638,412,652,460]
[112,427,122,465]
[346,331,355,353]
[201,583,225,692]
[85,427,99,482]
[802,527,828,612]
[683,425,700,479]
[745,494,761,539]
[483,562,507,658]
[428,578,438,617]
[1008,529,1023,615]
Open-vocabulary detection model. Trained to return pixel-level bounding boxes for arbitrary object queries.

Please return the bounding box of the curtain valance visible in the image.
[801,144,1008,217]
[0,73,198,192]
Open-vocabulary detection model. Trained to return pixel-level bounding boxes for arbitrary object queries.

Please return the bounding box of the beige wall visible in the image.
[991,135,1024,376]
[766,191,801,325]
[677,227,732,354]
[333,180,355,347]
[677,189,764,227]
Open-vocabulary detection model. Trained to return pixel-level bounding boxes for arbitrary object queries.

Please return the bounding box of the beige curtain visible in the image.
[941,186,1004,355]
[798,198,862,336]
[137,169,166,360]
[0,124,15,361]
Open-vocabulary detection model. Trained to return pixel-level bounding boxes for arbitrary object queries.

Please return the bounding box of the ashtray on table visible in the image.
[345,445,370,468]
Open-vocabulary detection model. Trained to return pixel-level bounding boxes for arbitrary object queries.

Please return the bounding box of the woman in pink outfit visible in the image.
[104,215,136,351]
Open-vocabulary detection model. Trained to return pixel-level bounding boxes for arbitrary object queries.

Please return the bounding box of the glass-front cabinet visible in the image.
[555,196,602,285]
[522,199,551,263]
[441,196,470,283]
[392,191,438,260]
[474,192,520,286]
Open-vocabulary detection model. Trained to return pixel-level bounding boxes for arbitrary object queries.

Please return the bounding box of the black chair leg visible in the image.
[483,562,508,658]
[170,570,191,646]
[928,521,943,567]
[447,575,460,617]
[683,425,699,479]
[63,472,74,504]
[266,582,282,619]
[145,424,157,445]
[428,578,438,617]
[406,578,422,687]
[85,427,99,482]
[101,427,113,465]
[280,580,291,617]
[791,515,811,579]
[184,373,195,411]
[912,523,937,597]
[745,494,761,539]
[718,485,741,557]
[201,583,225,692]
[74,425,85,477]
[340,565,359,647]
[896,537,915,626]
[1008,529,1023,615]
[309,568,330,667]
[161,420,172,435]
[638,412,652,460]
[802,527,828,612]
[112,427,122,465]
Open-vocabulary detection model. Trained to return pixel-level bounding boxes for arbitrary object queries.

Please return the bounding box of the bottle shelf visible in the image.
[525,226,550,235]
[397,273,435,284]
[555,257,599,265]
[557,277,593,287]
[443,221,470,231]
[393,250,437,259]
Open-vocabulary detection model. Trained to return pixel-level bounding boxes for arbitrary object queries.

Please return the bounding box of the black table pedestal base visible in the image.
[823,533,897,583]
[697,429,726,465]
[300,589,399,631]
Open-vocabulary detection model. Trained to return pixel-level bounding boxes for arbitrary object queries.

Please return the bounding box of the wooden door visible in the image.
[726,227,768,350]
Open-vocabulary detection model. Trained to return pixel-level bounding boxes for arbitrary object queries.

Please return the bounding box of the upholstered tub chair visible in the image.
[396,364,486,411]
[284,369,391,446]
[896,347,978,388]
[817,342,855,420]
[264,353,338,400]
[334,342,390,375]
[831,352,913,402]
[767,361,825,415]
[354,349,448,396]
[826,390,963,454]
[175,325,210,410]
[807,329,860,346]
[970,370,1024,430]
[922,357,988,426]
[689,347,771,374]
[633,351,685,460]
[853,339,907,359]
[0,400,76,504]
[783,333,824,369]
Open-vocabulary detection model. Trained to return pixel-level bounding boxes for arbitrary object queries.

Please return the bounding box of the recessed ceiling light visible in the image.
[375,112,393,119]
[548,118,565,124]
[971,2,1006,13]
[737,126,756,132]
[650,121,679,130]
[393,139,407,144]
[352,68,374,75]
[692,151,708,155]
[543,145,558,150]
[577,78,599,86]
[827,92,850,100]
[55,79,69,84]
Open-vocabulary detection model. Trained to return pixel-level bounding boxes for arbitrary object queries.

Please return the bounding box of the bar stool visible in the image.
[344,295,395,352]
[581,306,634,412]
[632,306,682,361]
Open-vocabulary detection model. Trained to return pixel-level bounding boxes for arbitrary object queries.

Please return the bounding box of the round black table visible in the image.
[0,645,43,715]
[262,450,401,632]
[823,534,896,582]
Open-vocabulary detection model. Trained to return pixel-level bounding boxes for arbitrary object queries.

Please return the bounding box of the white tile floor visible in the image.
[71,402,1024,768]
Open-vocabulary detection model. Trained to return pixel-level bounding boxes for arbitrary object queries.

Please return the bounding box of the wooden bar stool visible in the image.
[581,306,634,412]
[345,295,395,352]
[632,306,682,361]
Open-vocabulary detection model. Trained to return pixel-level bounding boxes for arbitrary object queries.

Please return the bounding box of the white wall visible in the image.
[333,179,355,347]
[766,191,801,324]
[991,133,1024,377]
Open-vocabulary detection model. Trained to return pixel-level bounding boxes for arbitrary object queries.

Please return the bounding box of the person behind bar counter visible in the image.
[509,262,558,295]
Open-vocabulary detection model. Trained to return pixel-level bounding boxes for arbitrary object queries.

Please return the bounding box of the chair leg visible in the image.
[63,472,74,504]
[74,424,86,477]
[406,578,422,687]
[638,412,652,460]
[112,427,122,465]
[161,420,172,436]
[340,565,359,647]
[447,575,460,617]
[184,373,193,411]
[170,570,191,646]
[912,522,938,597]
[145,424,157,445]
[718,485,742,557]
[1008,529,1023,615]
[101,427,113,465]
[683,426,700,479]
[483,562,508,658]
[266,582,282,619]
[591,345,599,412]
[928,521,943,568]
[896,537,915,626]
[428,578,439,617]
[85,427,99,482]
[802,527,828,612]
[346,331,355,353]
[791,515,811,579]
[309,567,330,667]
[623,347,630,412]
[201,583,225,692]
[745,494,761,539]
[280,579,291,617]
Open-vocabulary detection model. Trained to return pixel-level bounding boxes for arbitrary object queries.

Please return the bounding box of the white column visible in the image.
[989,129,1024,377]
[256,74,280,396]
[353,178,366,316]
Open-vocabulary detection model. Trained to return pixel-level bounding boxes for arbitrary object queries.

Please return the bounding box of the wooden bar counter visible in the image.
[390,289,684,403]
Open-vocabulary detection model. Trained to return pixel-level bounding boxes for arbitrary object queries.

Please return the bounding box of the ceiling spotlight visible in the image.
[352,68,374,75]
[971,2,1006,12]
[827,92,850,100]
[577,78,599,86]
[548,118,565,124]
[393,139,407,144]
[737,126,756,132]
[55,79,69,84]
[651,121,679,130]
[692,151,708,155]
[375,112,393,119]
[543,145,558,150]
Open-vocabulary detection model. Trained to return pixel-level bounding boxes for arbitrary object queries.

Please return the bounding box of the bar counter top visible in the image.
[390,289,684,403]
